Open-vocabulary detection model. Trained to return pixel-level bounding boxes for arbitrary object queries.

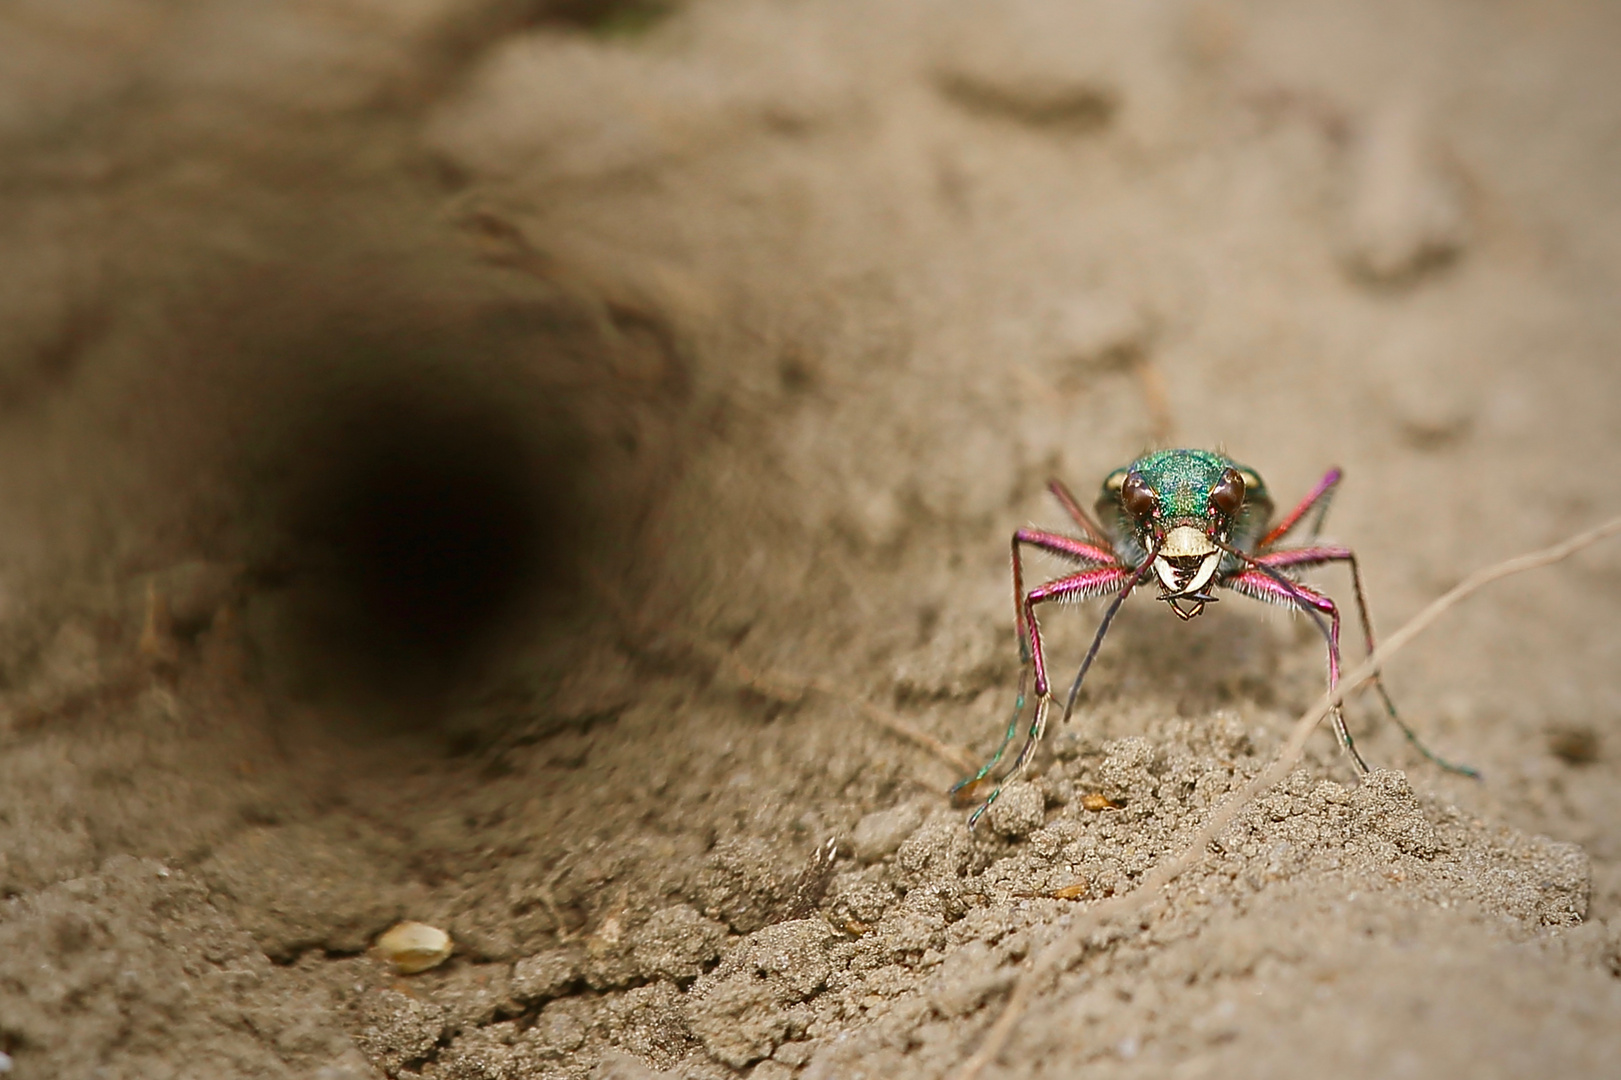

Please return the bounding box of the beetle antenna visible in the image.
[1060,543,1159,724]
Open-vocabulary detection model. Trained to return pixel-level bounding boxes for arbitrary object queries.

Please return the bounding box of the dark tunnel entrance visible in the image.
[286,377,582,701]
[240,316,619,725]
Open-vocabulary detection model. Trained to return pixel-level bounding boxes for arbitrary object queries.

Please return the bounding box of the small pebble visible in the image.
[312,1049,377,1080]
[1042,294,1151,378]
[985,780,1045,838]
[0,1050,12,1074]
[512,946,583,1002]
[1548,726,1600,765]
[376,920,453,975]
[590,1051,677,1080]
[851,803,925,862]
[1098,736,1157,802]
[773,1039,816,1067]
[928,0,1126,131]
[1051,879,1090,900]
[631,905,727,982]
[1343,101,1468,284]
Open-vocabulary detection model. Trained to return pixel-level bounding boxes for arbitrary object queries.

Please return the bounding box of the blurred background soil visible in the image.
[2,1,1621,1078]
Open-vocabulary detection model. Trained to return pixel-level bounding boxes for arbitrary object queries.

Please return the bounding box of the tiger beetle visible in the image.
[953,448,1477,827]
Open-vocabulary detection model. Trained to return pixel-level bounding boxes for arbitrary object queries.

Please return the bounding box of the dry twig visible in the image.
[588,560,978,774]
[950,514,1621,1080]
[710,645,979,774]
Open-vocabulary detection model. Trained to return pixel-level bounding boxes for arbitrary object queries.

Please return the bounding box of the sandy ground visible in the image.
[3,1,1621,1078]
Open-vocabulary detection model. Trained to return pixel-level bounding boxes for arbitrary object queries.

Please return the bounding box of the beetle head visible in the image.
[1114,464,1247,619]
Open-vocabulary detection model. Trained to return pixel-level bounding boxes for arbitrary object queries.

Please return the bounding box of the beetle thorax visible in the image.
[1153,524,1221,598]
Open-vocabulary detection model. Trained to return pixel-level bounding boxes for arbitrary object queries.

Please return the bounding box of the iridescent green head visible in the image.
[1096,449,1274,617]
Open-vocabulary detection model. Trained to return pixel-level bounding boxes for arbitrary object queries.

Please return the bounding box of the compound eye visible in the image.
[1120,473,1157,519]
[1211,467,1245,516]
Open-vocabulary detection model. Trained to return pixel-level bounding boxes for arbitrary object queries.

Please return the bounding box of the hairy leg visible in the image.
[1254,545,1477,776]
[956,563,1134,826]
[1224,568,1370,773]
[1023,566,1137,697]
[1059,560,1153,723]
[1258,467,1341,550]
[1011,528,1119,664]
[1048,478,1115,548]
[965,536,1122,801]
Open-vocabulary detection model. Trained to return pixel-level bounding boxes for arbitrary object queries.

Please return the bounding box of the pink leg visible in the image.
[1225,568,1369,772]
[1256,544,1378,657]
[955,562,1134,827]
[1012,528,1119,662]
[1259,468,1341,550]
[1255,546,1477,776]
[1023,566,1135,696]
[1047,479,1115,549]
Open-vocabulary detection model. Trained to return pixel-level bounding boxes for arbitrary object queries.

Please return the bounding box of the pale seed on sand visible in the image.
[377,921,453,975]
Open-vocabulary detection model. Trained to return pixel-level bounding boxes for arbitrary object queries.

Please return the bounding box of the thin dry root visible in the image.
[716,645,977,774]
[594,570,977,775]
